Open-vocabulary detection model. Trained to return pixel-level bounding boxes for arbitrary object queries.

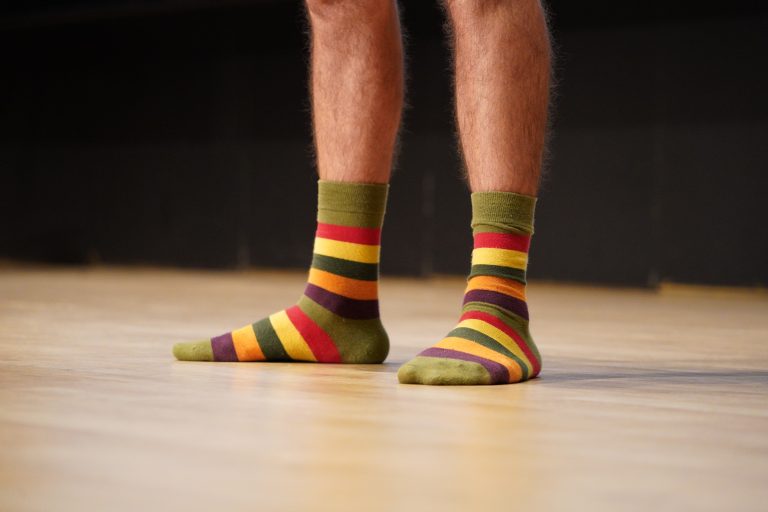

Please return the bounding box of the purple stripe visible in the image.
[419,347,509,384]
[211,332,238,362]
[462,289,529,320]
[303,283,379,319]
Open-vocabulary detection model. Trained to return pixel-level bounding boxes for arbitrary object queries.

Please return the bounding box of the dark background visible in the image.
[1,1,766,286]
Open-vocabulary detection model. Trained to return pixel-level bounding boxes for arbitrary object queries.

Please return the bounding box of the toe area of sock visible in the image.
[172,340,214,361]
[397,356,492,385]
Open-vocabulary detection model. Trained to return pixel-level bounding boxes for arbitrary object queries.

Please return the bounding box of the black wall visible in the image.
[2,1,767,286]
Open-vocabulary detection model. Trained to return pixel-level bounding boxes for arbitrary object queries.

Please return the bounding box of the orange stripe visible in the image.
[307,268,378,300]
[436,337,523,383]
[231,324,266,361]
[464,275,526,301]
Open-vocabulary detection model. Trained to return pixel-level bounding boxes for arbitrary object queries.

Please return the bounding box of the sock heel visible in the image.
[336,320,389,364]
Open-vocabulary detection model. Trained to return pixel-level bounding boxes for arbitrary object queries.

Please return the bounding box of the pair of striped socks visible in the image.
[172,180,541,385]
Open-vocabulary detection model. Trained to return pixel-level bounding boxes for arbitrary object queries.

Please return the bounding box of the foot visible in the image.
[398,192,541,385]
[173,180,390,364]
[173,300,389,363]
[396,288,541,384]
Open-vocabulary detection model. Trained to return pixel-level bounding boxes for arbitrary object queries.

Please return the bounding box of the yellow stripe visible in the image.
[436,337,523,383]
[231,324,265,361]
[471,248,528,269]
[269,311,316,361]
[313,237,380,264]
[456,318,532,374]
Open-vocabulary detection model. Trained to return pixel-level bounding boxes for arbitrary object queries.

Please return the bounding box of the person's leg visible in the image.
[173,0,404,363]
[310,0,404,183]
[398,0,551,384]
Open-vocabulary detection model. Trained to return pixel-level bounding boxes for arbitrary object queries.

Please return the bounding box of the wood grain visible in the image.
[1,266,766,511]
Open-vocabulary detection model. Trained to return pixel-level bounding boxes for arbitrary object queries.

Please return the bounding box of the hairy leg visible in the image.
[447,0,551,194]
[308,0,404,184]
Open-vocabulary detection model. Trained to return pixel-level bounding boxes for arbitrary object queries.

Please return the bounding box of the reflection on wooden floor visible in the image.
[1,267,767,511]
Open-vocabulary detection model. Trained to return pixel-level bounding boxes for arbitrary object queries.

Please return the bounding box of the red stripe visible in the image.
[316,222,381,245]
[459,309,541,376]
[473,232,530,252]
[285,305,343,363]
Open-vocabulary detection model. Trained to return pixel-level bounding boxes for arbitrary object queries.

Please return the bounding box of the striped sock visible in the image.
[172,180,390,364]
[398,191,541,385]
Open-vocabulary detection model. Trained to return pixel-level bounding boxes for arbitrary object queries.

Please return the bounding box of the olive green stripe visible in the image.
[318,180,388,213]
[317,209,384,228]
[463,302,530,333]
[253,317,290,361]
[469,264,526,283]
[447,326,529,381]
[311,254,379,281]
[471,191,536,235]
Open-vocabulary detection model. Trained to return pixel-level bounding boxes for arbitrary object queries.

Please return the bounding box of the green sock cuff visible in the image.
[471,191,537,235]
[318,180,389,228]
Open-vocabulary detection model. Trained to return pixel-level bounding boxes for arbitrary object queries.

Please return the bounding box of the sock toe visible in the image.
[173,340,214,361]
[398,356,492,385]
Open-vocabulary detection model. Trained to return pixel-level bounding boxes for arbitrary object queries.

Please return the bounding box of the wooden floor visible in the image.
[1,266,767,511]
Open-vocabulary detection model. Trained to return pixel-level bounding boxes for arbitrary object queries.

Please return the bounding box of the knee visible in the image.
[306,0,393,23]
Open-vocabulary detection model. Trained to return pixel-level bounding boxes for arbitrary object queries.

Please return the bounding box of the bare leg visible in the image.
[445,0,551,194]
[307,0,404,184]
